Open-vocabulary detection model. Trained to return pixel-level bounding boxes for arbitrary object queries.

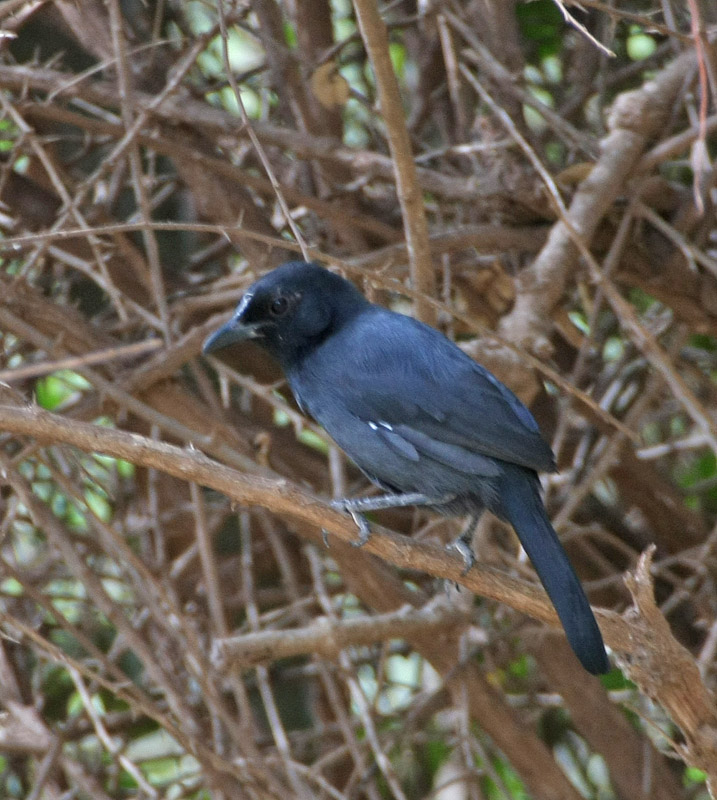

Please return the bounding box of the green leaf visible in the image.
[0,577,23,596]
[84,487,112,522]
[516,0,563,58]
[684,766,707,785]
[389,42,406,78]
[35,370,90,410]
[627,28,657,61]
[422,739,451,778]
[568,310,590,335]
[283,21,297,48]
[298,428,329,454]
[117,458,135,478]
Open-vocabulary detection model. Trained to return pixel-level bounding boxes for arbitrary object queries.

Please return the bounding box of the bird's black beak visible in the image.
[202,317,264,355]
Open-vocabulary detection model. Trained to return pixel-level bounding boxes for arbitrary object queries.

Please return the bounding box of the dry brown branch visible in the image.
[0,404,697,659]
[498,48,698,357]
[0,339,163,382]
[353,0,436,322]
[0,401,597,629]
[624,549,717,795]
[214,600,470,668]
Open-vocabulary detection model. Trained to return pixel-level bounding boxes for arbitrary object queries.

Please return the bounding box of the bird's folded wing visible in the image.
[337,316,555,474]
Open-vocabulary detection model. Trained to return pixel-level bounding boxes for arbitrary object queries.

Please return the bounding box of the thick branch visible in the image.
[623,548,717,794]
[0,402,612,635]
[498,49,697,357]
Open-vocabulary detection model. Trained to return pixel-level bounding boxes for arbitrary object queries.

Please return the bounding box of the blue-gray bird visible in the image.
[203,260,609,674]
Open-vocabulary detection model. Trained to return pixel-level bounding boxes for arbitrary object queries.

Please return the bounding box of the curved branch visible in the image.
[0,401,605,633]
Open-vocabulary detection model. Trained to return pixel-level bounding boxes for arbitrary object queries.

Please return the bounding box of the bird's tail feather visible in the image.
[501,472,609,675]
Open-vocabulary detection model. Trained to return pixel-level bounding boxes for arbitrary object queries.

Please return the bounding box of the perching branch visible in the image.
[0,401,580,627]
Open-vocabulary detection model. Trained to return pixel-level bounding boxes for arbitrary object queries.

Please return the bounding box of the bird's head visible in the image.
[203,261,368,365]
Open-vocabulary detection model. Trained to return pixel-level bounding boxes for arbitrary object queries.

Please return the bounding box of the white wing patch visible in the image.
[368,420,394,431]
[368,420,419,461]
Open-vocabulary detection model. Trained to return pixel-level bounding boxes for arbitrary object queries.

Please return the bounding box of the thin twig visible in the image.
[216,0,309,262]
[352,0,436,323]
[0,339,163,382]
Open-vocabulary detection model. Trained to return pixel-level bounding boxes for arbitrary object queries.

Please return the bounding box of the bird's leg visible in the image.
[333,492,450,513]
[450,515,479,575]
[331,492,456,547]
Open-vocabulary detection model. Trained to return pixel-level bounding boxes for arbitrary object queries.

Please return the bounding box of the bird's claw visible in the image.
[449,539,475,576]
[331,500,371,547]
[349,511,371,547]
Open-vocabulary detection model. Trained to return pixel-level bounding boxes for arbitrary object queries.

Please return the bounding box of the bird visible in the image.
[203,260,610,675]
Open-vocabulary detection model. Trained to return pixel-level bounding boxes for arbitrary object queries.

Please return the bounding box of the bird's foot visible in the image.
[331,492,457,548]
[449,515,479,576]
[330,499,372,547]
[349,511,371,547]
[448,538,475,576]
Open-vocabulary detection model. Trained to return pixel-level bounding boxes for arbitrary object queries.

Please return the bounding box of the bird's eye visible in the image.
[270,296,289,317]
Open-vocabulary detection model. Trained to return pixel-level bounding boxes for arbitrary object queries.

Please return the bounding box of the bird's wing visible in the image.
[334,310,556,475]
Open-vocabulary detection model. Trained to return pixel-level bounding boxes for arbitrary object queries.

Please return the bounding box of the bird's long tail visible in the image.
[500,470,609,675]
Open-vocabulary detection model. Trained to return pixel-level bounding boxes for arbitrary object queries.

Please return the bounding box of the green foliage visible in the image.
[507,653,533,679]
[628,287,659,313]
[599,668,634,692]
[568,309,590,335]
[421,738,452,778]
[516,0,564,59]
[684,766,708,785]
[0,117,17,152]
[51,628,89,662]
[626,26,657,61]
[283,20,298,49]
[273,397,330,453]
[482,755,529,800]
[603,336,625,362]
[117,648,145,683]
[84,485,112,522]
[297,427,329,454]
[677,450,717,512]
[41,664,76,722]
[389,41,406,79]
[1,576,23,596]
[35,370,90,411]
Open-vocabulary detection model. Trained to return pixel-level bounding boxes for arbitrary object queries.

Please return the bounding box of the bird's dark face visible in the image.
[203,261,368,366]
